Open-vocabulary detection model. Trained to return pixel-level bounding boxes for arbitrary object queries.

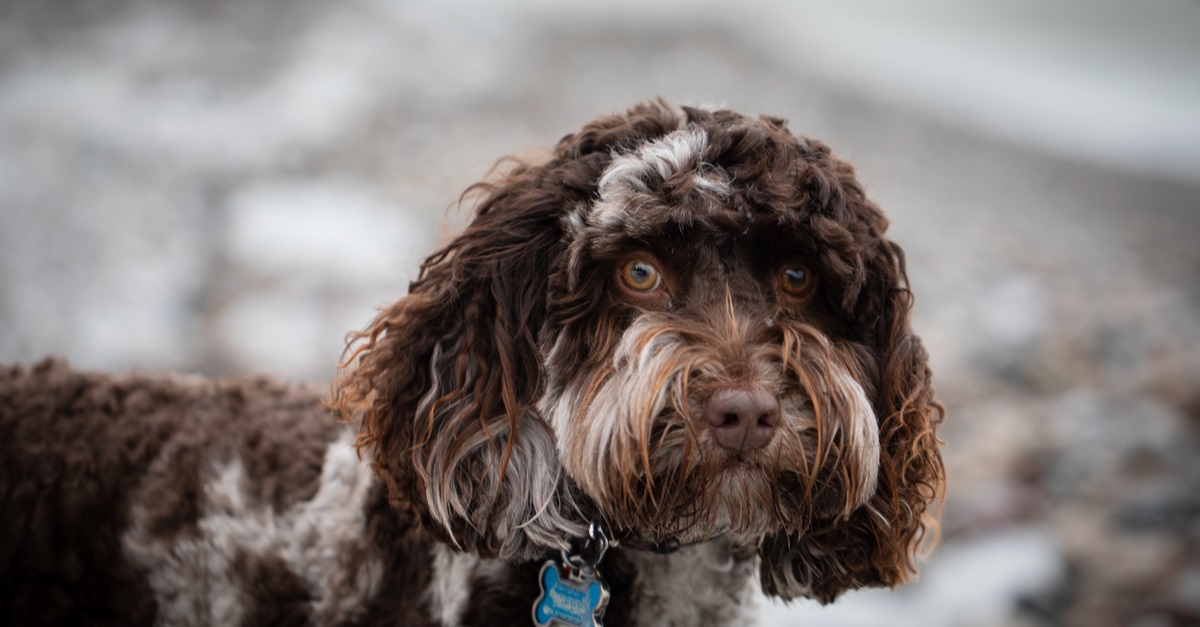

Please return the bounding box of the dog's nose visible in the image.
[702,385,780,451]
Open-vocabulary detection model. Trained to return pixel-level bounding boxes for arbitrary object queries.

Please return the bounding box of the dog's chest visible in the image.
[623,543,759,627]
[430,542,760,627]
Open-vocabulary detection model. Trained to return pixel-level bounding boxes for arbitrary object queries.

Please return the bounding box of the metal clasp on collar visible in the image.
[561,522,610,578]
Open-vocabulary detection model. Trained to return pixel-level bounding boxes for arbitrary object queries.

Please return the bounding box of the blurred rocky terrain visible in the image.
[2,0,1198,624]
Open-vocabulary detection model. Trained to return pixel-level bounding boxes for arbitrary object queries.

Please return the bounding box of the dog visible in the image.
[0,100,944,626]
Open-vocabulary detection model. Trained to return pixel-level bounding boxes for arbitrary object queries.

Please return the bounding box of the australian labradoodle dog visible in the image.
[0,100,944,626]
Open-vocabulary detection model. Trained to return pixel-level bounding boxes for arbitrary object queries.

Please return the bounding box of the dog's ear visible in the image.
[332,162,581,559]
[759,153,945,603]
[333,102,688,559]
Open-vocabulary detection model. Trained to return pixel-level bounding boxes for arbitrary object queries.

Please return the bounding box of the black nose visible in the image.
[702,385,780,451]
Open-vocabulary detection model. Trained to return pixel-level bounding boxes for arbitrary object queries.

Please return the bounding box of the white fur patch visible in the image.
[625,542,760,627]
[122,429,381,625]
[540,316,687,503]
[591,129,730,229]
[428,544,480,627]
[830,361,881,507]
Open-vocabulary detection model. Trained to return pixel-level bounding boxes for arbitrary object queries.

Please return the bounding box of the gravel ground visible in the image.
[2,1,1198,624]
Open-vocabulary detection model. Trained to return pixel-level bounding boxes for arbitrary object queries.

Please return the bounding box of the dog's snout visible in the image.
[702,385,780,451]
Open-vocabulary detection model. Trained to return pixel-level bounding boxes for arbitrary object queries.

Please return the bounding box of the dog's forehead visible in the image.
[591,129,728,229]
[576,124,809,240]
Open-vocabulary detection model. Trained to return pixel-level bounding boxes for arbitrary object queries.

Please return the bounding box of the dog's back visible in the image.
[0,359,411,626]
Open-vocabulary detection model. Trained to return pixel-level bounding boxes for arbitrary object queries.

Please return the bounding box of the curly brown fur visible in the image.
[2,100,943,626]
[336,99,945,611]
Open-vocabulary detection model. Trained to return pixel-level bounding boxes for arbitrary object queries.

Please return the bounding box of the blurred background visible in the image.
[1,0,1198,624]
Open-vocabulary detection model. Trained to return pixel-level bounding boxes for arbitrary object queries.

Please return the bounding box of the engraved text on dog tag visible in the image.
[531,560,608,627]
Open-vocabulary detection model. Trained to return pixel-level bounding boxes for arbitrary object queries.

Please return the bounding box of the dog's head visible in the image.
[334,101,944,603]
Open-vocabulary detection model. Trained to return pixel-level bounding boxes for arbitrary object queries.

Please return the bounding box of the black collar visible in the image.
[616,536,685,554]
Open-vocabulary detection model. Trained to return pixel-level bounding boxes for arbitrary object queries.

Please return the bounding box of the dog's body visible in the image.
[1,101,944,626]
[0,361,755,625]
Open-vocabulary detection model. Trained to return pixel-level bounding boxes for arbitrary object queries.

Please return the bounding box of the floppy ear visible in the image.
[331,162,583,559]
[333,101,690,559]
[759,161,946,603]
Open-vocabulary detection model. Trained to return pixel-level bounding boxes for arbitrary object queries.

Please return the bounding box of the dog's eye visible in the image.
[780,265,815,297]
[620,259,661,292]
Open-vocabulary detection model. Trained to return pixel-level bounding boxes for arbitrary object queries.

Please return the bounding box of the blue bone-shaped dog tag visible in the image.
[532,560,608,627]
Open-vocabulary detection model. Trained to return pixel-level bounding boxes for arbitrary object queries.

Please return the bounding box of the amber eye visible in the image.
[620,259,662,292]
[780,265,814,297]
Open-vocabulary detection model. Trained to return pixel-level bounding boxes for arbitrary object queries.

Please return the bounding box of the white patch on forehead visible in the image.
[122,428,381,625]
[591,129,731,229]
[599,130,709,195]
